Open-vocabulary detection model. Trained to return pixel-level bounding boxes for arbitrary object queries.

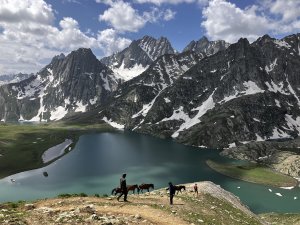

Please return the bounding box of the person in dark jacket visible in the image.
[117,173,128,202]
[168,182,176,205]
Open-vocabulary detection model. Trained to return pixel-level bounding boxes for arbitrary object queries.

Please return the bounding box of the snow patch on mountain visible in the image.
[265,58,277,74]
[172,90,217,138]
[112,62,148,81]
[102,117,124,129]
[75,101,87,112]
[50,106,68,121]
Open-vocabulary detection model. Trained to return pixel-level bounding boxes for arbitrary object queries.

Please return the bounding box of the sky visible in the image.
[0,0,300,75]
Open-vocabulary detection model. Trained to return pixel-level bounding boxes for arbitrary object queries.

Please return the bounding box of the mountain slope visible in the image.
[100,36,175,81]
[96,33,300,149]
[0,48,118,122]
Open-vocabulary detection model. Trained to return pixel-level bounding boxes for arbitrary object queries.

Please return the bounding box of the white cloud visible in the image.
[0,0,54,25]
[201,0,300,43]
[99,1,176,32]
[135,0,196,5]
[164,8,176,21]
[143,7,176,23]
[0,0,130,74]
[97,29,131,56]
[99,1,146,32]
[267,0,300,22]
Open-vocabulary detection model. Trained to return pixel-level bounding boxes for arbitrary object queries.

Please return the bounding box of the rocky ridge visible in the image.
[0,48,118,122]
[97,33,300,150]
[0,73,33,86]
[100,36,175,81]
[183,36,230,56]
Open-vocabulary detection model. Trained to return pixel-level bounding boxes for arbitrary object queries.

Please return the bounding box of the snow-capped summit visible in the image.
[100,36,175,81]
[0,48,118,122]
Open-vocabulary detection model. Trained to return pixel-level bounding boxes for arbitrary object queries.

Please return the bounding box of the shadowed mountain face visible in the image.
[0,48,118,122]
[100,36,176,81]
[95,33,300,148]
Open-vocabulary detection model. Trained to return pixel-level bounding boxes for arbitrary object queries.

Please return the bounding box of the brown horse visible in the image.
[111,184,140,195]
[127,184,140,194]
[174,185,186,194]
[139,183,154,193]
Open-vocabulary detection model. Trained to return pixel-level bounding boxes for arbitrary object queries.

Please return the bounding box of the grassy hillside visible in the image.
[206,159,298,187]
[0,181,264,225]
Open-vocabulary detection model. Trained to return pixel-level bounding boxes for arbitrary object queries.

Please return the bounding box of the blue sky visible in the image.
[0,0,300,74]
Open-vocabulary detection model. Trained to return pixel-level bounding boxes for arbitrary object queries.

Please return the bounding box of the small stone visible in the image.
[0,214,4,218]
[134,214,141,219]
[106,198,112,200]
[171,211,176,214]
[198,219,204,223]
[24,204,35,210]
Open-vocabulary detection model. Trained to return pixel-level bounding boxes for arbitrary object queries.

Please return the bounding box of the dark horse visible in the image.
[139,183,154,193]
[174,185,186,194]
[127,184,140,194]
[111,187,121,195]
[112,185,140,195]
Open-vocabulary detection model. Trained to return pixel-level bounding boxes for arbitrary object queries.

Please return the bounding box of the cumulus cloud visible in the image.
[135,0,197,5]
[201,0,300,43]
[0,0,130,74]
[99,1,176,32]
[97,28,131,56]
[99,1,146,32]
[267,0,300,22]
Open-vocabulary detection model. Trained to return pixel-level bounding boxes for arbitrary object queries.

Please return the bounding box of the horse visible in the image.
[139,183,154,193]
[174,185,186,194]
[111,187,122,195]
[127,184,140,194]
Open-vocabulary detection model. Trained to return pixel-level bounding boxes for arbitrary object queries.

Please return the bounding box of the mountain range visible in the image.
[1,34,300,151]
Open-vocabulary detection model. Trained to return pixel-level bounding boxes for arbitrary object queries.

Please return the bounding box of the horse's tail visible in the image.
[111,188,116,195]
[183,186,186,190]
[151,184,154,189]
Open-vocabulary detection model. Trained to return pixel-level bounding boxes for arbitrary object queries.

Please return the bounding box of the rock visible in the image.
[134,214,141,219]
[24,204,35,210]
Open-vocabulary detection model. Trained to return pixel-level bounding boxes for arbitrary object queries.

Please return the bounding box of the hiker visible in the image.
[168,182,176,205]
[194,183,198,197]
[117,173,128,202]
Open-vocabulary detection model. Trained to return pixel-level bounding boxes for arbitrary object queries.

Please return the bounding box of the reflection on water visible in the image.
[0,131,299,213]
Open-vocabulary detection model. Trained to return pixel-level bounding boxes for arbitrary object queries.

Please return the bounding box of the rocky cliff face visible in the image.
[100,36,175,81]
[96,33,300,150]
[0,48,118,122]
[183,36,230,56]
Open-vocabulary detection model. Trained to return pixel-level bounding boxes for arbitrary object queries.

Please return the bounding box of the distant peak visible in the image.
[199,36,209,42]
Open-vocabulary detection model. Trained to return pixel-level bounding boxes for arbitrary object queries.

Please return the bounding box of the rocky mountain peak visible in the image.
[183,36,230,56]
[100,35,175,81]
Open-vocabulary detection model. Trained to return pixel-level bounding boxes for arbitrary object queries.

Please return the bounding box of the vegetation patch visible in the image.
[260,213,300,225]
[206,160,298,187]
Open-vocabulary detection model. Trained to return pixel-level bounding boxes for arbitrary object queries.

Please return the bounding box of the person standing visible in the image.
[168,182,176,205]
[117,173,128,202]
[194,183,198,197]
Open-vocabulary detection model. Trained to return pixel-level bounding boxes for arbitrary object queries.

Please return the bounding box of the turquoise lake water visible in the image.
[0,131,299,213]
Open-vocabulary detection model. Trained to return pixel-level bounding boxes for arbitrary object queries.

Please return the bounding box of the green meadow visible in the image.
[206,159,298,187]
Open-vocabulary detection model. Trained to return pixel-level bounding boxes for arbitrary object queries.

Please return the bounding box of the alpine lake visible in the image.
[0,131,299,214]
